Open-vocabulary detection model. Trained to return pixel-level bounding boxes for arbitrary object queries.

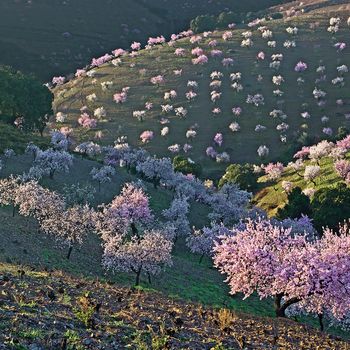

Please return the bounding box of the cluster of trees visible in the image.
[0,65,53,134]
[190,12,239,33]
[0,138,254,285]
[214,218,350,330]
[190,2,287,33]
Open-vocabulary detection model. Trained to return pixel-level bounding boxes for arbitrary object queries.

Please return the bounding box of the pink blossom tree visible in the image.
[214,219,350,319]
[334,159,350,184]
[40,204,95,259]
[102,229,173,286]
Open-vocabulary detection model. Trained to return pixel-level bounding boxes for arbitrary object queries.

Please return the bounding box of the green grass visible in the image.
[1,154,349,339]
[0,122,49,154]
[254,151,350,216]
[0,0,281,80]
[0,153,271,320]
[52,4,350,177]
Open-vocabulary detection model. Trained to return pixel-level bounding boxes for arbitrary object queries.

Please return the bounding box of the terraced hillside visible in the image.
[0,0,286,80]
[52,3,350,177]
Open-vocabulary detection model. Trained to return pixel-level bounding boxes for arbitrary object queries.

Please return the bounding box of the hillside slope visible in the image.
[0,262,348,349]
[0,0,286,80]
[52,4,350,176]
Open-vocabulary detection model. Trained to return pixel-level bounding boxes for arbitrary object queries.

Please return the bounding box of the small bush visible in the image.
[173,156,202,177]
[219,163,259,192]
[73,292,96,328]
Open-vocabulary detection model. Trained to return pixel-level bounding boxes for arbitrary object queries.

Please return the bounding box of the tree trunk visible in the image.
[66,246,73,260]
[147,272,152,285]
[199,254,204,264]
[135,268,141,286]
[98,181,101,192]
[131,223,138,236]
[274,294,300,318]
[318,313,324,332]
[12,205,16,217]
[274,294,284,317]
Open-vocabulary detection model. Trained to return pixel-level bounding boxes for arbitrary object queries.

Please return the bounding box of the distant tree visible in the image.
[190,14,216,33]
[62,183,96,206]
[186,223,231,263]
[216,11,240,28]
[173,156,202,177]
[162,196,190,239]
[136,157,174,189]
[277,187,312,220]
[41,204,95,259]
[102,229,173,286]
[311,184,350,231]
[97,183,172,286]
[219,163,259,192]
[90,165,116,192]
[0,65,53,134]
[208,183,251,226]
[32,148,74,179]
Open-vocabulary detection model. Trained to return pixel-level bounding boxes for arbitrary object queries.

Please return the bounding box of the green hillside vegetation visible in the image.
[0,122,49,154]
[0,0,285,80]
[53,4,350,178]
[254,150,350,217]
[1,153,349,341]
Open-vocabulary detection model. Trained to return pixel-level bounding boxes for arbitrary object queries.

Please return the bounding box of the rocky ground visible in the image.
[0,263,348,350]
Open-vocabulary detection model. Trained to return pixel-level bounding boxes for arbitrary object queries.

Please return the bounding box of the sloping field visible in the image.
[0,0,286,80]
[53,5,350,176]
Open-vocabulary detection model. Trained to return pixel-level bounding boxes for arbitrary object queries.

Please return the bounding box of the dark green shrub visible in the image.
[190,14,216,33]
[0,65,53,134]
[173,156,202,177]
[216,11,241,28]
[219,163,259,192]
[277,187,312,220]
[311,183,350,232]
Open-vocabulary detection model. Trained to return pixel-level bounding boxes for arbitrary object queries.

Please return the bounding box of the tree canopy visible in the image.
[0,65,53,134]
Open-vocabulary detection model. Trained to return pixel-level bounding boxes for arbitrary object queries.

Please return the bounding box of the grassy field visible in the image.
[0,0,285,81]
[0,153,349,340]
[254,149,350,216]
[53,3,350,178]
[0,122,50,154]
[0,153,271,318]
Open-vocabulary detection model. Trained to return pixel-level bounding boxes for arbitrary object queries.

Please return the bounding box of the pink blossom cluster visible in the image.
[52,76,65,86]
[140,130,154,143]
[91,53,113,67]
[213,133,223,146]
[78,113,97,129]
[174,48,186,57]
[150,75,165,86]
[112,48,127,57]
[191,47,204,56]
[214,219,350,319]
[147,36,166,47]
[192,54,208,65]
[294,61,308,72]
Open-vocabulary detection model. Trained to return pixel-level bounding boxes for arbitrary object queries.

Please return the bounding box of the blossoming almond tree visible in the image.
[102,229,173,286]
[213,219,350,319]
[40,204,95,259]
